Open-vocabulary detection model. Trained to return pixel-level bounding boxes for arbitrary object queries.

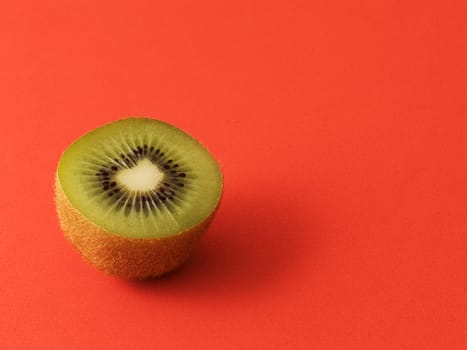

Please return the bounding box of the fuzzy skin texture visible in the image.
[55,175,216,279]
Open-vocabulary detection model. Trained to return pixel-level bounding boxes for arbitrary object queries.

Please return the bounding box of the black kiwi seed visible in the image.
[134,200,141,212]
[124,204,132,216]
[149,192,157,203]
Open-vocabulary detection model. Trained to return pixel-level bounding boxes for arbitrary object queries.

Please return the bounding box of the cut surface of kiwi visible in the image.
[55,117,223,279]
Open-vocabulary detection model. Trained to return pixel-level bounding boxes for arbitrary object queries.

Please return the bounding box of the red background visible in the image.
[1,1,466,349]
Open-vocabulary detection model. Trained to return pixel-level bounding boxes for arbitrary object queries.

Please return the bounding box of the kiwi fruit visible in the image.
[55,117,223,279]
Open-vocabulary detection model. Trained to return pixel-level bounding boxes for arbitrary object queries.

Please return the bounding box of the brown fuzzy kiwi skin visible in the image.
[54,174,219,280]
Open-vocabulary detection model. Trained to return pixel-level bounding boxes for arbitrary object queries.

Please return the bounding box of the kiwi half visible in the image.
[55,117,223,279]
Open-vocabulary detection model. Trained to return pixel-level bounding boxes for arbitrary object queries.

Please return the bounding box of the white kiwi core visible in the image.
[116,158,164,191]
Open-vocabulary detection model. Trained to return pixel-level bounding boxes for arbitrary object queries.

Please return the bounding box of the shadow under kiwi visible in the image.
[118,189,313,299]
